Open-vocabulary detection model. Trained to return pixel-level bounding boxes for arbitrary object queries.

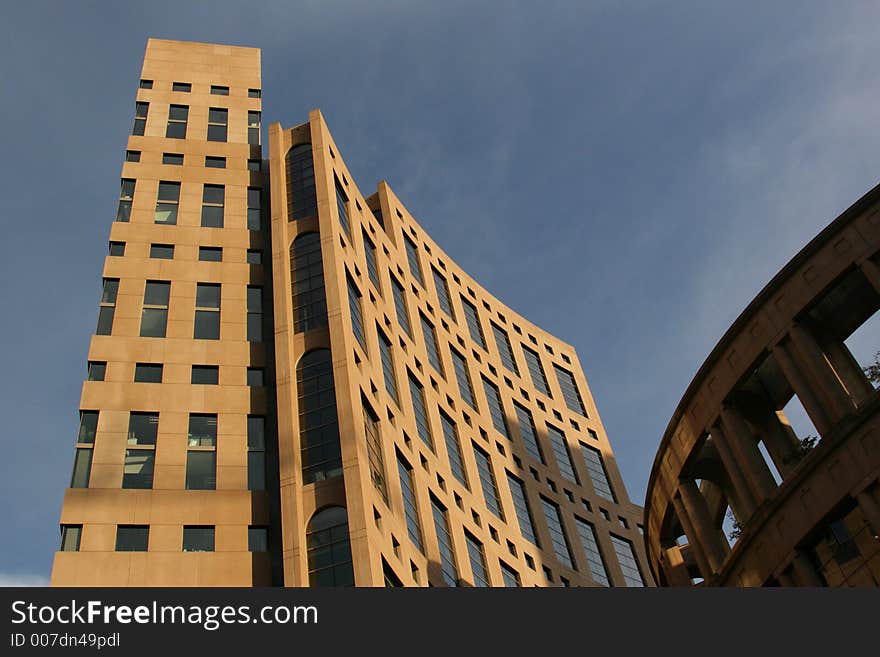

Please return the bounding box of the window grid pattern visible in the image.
[465,532,490,587]
[547,424,578,484]
[123,449,154,489]
[523,346,551,396]
[133,101,148,136]
[408,374,433,450]
[347,277,366,352]
[575,517,610,587]
[450,348,476,409]
[378,328,399,404]
[514,402,544,463]
[541,497,575,570]
[201,184,225,228]
[335,178,350,236]
[473,445,504,520]
[420,314,443,375]
[362,404,387,503]
[363,232,381,292]
[307,507,354,587]
[207,107,227,142]
[440,412,467,488]
[287,144,317,219]
[247,286,263,342]
[291,233,327,332]
[492,324,519,375]
[247,187,261,231]
[555,365,587,416]
[391,277,411,337]
[397,455,423,551]
[194,283,221,340]
[97,278,118,335]
[117,179,134,222]
[140,281,170,338]
[482,378,510,439]
[155,181,179,224]
[248,416,266,491]
[403,234,423,285]
[580,444,616,502]
[501,562,521,587]
[298,350,343,484]
[431,499,459,587]
[165,104,188,139]
[610,535,645,587]
[461,297,486,349]
[432,268,454,319]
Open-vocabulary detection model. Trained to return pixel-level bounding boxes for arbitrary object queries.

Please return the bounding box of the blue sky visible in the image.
[1,1,878,584]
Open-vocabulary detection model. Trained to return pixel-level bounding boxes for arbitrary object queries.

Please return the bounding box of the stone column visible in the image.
[670,495,712,581]
[678,479,728,572]
[710,424,757,518]
[660,546,693,587]
[719,407,778,504]
[818,335,875,406]
[788,323,857,422]
[736,392,802,479]
[772,340,834,436]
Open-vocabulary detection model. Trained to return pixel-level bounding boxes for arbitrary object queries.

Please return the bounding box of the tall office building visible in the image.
[52,39,652,587]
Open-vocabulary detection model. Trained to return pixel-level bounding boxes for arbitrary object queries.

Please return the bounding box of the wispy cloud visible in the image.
[0,573,50,587]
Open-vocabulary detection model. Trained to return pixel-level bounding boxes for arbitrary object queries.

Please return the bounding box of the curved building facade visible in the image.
[645,184,880,587]
[52,39,652,587]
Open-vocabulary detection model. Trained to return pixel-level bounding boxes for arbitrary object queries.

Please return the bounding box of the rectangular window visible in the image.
[139,79,152,89]
[482,377,510,439]
[397,454,423,551]
[420,314,443,375]
[514,402,544,463]
[155,181,180,225]
[116,526,149,552]
[334,177,349,236]
[362,403,387,502]
[205,156,226,169]
[555,365,587,416]
[125,150,141,162]
[188,413,217,447]
[97,278,118,335]
[391,277,411,337]
[77,411,98,444]
[465,532,489,587]
[186,451,216,490]
[347,277,366,351]
[378,327,399,404]
[247,286,263,342]
[492,323,519,375]
[191,365,219,385]
[523,346,551,396]
[440,411,467,488]
[501,561,521,587]
[70,449,92,488]
[128,412,158,445]
[201,184,225,228]
[432,268,454,319]
[122,449,154,489]
[247,249,262,265]
[133,101,148,136]
[87,361,106,382]
[507,472,540,547]
[194,283,221,340]
[408,373,433,450]
[116,178,134,222]
[610,535,645,587]
[363,232,381,291]
[248,415,266,491]
[149,244,174,259]
[473,444,503,519]
[248,88,261,98]
[248,159,261,172]
[199,246,223,262]
[403,234,423,285]
[247,367,264,387]
[109,241,125,256]
[140,281,170,337]
[166,104,188,139]
[134,363,163,383]
[580,443,616,502]
[207,107,227,142]
[60,525,81,552]
[431,497,458,587]
[172,81,191,92]
[541,497,575,570]
[248,111,261,145]
[449,348,476,409]
[247,187,262,230]
[575,517,610,586]
[461,297,486,349]
[162,152,183,165]
[249,527,268,552]
[210,85,229,95]
[182,526,215,552]
[547,424,578,484]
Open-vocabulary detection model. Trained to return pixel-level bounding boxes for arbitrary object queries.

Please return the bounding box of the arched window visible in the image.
[287,143,317,220]
[306,506,354,586]
[291,232,327,333]
[297,349,342,483]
